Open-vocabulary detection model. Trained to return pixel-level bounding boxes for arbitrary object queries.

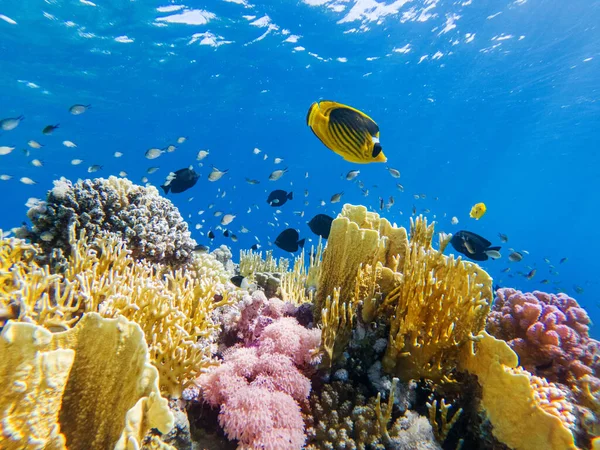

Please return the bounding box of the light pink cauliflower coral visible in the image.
[198,317,321,450]
[486,288,600,386]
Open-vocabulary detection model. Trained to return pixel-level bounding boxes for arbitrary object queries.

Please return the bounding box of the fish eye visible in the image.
[372,143,382,158]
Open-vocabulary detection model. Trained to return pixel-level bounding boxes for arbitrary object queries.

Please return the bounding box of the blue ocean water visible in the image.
[1,1,598,331]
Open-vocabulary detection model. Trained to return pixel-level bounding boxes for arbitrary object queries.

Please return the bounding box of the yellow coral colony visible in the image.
[381,217,492,383]
[0,229,229,398]
[315,204,492,383]
[459,332,576,450]
[0,313,173,450]
[314,204,408,321]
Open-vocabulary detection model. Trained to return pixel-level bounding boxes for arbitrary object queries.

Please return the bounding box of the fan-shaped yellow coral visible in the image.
[0,312,173,450]
[459,331,576,450]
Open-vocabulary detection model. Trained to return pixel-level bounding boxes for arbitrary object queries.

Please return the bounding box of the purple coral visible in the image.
[198,316,321,449]
[486,288,600,386]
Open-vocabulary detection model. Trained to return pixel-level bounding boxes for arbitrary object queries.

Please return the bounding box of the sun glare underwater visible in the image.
[1,0,600,449]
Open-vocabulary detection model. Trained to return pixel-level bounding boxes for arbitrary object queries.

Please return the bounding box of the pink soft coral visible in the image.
[486,288,599,387]
[198,316,321,450]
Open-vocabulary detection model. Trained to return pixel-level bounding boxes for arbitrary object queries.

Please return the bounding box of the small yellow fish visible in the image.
[469,202,487,220]
[307,100,386,164]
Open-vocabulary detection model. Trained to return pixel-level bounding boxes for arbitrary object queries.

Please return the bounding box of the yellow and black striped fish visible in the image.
[307,100,386,164]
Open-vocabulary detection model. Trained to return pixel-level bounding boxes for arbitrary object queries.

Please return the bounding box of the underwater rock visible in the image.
[211,245,235,275]
[254,271,282,298]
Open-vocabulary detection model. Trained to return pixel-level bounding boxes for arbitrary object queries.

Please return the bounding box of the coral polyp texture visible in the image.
[486,288,600,386]
[22,176,196,267]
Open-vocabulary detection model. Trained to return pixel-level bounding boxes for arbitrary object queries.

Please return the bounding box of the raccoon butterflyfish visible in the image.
[469,202,487,220]
[306,100,386,164]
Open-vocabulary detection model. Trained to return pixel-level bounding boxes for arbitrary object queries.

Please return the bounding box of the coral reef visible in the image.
[21,176,196,267]
[459,331,577,450]
[486,288,600,387]
[1,227,230,398]
[305,381,440,450]
[381,217,492,383]
[4,191,600,450]
[0,312,173,450]
[198,305,320,449]
[314,205,492,383]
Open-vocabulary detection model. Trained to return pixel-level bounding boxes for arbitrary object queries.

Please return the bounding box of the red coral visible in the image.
[486,288,599,387]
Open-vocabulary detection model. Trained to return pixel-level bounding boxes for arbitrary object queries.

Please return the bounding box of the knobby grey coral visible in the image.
[22,176,195,267]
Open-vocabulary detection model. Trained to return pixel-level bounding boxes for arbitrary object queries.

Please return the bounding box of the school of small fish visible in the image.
[0,100,581,296]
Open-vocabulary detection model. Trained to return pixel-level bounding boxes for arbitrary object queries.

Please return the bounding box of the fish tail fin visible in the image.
[161,184,170,194]
[86,105,92,109]
[297,238,305,249]
[287,192,293,200]
[18,115,25,121]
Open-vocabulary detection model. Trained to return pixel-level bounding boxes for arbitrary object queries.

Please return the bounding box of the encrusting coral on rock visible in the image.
[20,176,196,267]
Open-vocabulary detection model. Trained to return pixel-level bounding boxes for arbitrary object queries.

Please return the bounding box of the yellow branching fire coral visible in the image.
[0,228,230,398]
[459,331,577,450]
[382,217,492,383]
[319,288,354,369]
[315,205,492,383]
[239,248,289,278]
[0,312,173,450]
[279,242,324,305]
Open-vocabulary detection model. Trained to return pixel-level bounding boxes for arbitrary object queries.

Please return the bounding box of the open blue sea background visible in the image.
[1,1,599,333]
